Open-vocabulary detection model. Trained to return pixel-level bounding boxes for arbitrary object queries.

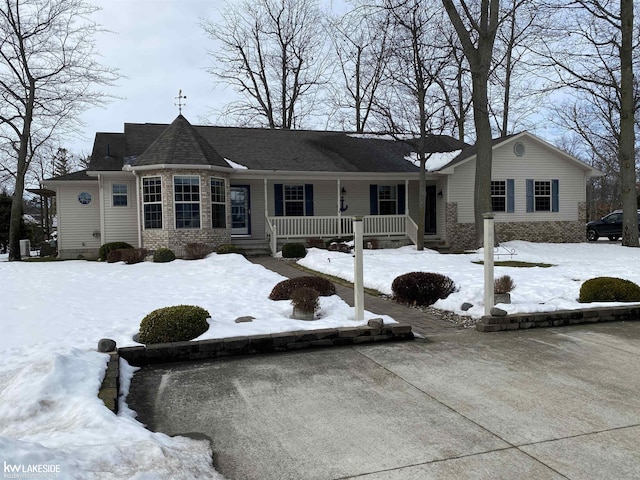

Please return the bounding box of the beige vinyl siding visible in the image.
[449,138,588,223]
[103,178,139,246]
[56,183,101,249]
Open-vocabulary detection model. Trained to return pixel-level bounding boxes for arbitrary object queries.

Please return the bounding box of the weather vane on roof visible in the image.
[175,89,187,115]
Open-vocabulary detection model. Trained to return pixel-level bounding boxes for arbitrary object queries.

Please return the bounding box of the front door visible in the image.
[231,186,250,235]
[425,186,437,234]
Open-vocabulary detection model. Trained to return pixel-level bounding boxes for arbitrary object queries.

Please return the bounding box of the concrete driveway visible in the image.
[127,321,640,479]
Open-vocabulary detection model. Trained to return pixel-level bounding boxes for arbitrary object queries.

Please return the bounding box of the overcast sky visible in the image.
[73,0,227,155]
[73,0,345,156]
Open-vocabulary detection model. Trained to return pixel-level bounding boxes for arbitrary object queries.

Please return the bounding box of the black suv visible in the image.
[586,210,640,241]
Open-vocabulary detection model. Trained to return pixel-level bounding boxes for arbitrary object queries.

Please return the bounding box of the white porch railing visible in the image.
[268,215,407,240]
[265,215,278,255]
[406,216,418,246]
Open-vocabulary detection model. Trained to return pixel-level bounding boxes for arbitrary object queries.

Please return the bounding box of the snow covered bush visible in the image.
[99,241,133,261]
[269,276,336,300]
[392,272,456,307]
[153,247,176,263]
[138,305,210,344]
[107,248,147,264]
[282,243,307,258]
[579,277,640,303]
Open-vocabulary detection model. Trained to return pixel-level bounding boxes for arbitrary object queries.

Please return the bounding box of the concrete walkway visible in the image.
[248,256,463,338]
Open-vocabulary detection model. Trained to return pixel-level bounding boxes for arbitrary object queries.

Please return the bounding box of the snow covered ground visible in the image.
[1,241,638,478]
[0,252,392,479]
[299,240,640,318]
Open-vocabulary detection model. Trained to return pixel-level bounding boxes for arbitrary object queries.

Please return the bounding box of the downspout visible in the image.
[337,179,342,237]
[98,174,105,245]
[134,170,142,248]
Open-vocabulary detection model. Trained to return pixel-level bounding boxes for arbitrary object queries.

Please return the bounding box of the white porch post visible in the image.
[353,216,364,321]
[263,178,268,221]
[483,213,495,316]
[337,179,342,237]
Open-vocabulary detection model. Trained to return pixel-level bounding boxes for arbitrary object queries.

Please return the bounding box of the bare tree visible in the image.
[201,0,328,129]
[489,0,549,137]
[327,4,391,133]
[539,0,639,246]
[442,0,501,246]
[0,0,117,260]
[382,0,455,250]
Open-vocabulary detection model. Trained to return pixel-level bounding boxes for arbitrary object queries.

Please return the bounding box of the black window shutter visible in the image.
[397,184,406,214]
[274,184,283,216]
[552,179,559,212]
[369,184,378,215]
[304,184,314,216]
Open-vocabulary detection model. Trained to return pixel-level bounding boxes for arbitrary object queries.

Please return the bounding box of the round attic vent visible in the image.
[514,142,525,156]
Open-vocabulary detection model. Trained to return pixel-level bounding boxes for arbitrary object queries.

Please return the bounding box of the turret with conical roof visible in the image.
[133,115,228,168]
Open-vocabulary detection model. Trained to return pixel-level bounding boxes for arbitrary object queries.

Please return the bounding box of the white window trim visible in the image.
[491,180,507,213]
[534,180,552,212]
[378,185,398,215]
[173,174,202,230]
[210,177,227,229]
[111,182,130,208]
[284,184,305,216]
[142,176,163,230]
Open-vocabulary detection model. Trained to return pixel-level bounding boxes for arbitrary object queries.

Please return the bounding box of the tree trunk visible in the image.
[619,0,638,247]
[471,69,493,246]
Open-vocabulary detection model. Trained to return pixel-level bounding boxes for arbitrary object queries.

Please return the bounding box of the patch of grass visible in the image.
[472,260,554,268]
[293,262,382,296]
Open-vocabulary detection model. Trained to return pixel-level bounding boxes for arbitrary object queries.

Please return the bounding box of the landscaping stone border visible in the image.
[118,324,414,367]
[477,305,640,332]
[98,352,120,413]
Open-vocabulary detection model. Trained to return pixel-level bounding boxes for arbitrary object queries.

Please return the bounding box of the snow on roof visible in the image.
[404,150,462,171]
[225,157,248,170]
[346,133,412,140]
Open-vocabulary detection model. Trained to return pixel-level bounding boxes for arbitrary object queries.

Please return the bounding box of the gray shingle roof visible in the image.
[85,115,469,174]
[134,115,228,168]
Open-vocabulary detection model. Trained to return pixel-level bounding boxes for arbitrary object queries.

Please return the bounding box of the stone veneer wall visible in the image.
[445,202,587,251]
[140,169,231,256]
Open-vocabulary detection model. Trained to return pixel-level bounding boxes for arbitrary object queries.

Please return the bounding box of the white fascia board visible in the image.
[228,170,424,181]
[127,164,234,173]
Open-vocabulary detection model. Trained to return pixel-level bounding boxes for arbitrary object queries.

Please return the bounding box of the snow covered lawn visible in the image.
[1,241,638,479]
[0,252,391,479]
[299,240,640,318]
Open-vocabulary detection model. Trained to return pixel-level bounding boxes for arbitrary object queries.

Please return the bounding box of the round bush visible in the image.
[579,277,640,303]
[153,247,176,263]
[269,276,336,300]
[282,243,307,258]
[138,305,210,344]
[392,272,456,307]
[99,241,133,261]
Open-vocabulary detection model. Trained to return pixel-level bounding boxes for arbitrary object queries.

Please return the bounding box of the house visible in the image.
[42,115,602,259]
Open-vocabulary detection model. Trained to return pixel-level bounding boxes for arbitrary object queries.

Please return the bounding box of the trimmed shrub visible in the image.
[392,272,456,307]
[291,287,319,313]
[216,243,241,254]
[120,248,147,264]
[306,237,325,249]
[185,242,212,260]
[269,276,336,300]
[494,275,516,294]
[138,305,210,344]
[153,247,176,263]
[99,241,133,261]
[107,248,147,264]
[282,243,307,258]
[579,277,640,303]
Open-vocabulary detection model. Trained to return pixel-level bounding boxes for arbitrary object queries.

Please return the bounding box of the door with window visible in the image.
[231,186,250,235]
